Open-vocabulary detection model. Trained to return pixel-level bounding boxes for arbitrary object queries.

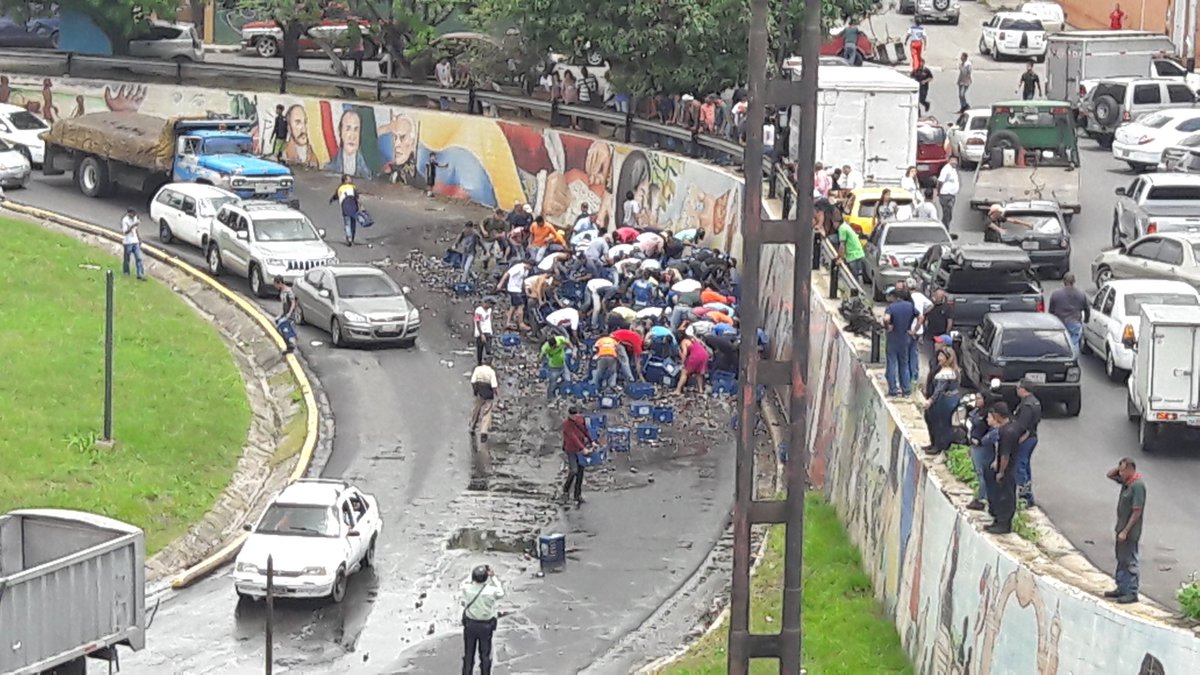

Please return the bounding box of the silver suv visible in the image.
[206,201,338,297]
[1083,77,1198,148]
[915,0,960,24]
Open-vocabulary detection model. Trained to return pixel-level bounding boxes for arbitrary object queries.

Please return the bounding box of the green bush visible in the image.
[1178,575,1200,621]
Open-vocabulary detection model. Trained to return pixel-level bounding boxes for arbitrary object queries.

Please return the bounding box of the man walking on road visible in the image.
[473,297,494,366]
[1104,457,1145,604]
[1013,380,1042,507]
[329,175,361,247]
[469,357,498,443]
[560,405,593,505]
[957,52,973,113]
[1018,62,1042,100]
[987,402,1020,535]
[461,564,504,675]
[120,208,146,280]
[936,156,960,228]
[1049,273,1089,356]
[270,104,288,162]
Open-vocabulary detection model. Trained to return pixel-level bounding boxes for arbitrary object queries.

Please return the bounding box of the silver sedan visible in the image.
[293,264,420,347]
[1091,232,1200,291]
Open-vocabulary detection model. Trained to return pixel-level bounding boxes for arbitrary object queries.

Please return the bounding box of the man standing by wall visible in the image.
[1049,273,1089,356]
[987,402,1020,535]
[883,287,918,397]
[1105,457,1145,604]
[461,564,504,675]
[473,298,494,366]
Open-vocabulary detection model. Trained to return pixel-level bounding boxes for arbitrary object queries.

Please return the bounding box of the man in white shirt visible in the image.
[469,359,499,442]
[913,193,939,221]
[462,564,505,674]
[496,262,531,331]
[545,306,582,344]
[622,190,641,227]
[935,155,960,228]
[473,298,494,365]
[573,209,598,234]
[840,165,864,191]
[120,208,146,280]
[906,279,933,383]
[585,277,617,330]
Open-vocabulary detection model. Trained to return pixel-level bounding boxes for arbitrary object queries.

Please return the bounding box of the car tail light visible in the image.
[1067,366,1080,382]
[1036,299,1045,312]
[1148,222,1158,234]
[966,137,985,146]
[1123,111,1132,122]
[1123,324,1135,343]
[1155,412,1178,421]
[888,255,901,267]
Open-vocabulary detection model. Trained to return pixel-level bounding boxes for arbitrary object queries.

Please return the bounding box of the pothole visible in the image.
[447,527,534,555]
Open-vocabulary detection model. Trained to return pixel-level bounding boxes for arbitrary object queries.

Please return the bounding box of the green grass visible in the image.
[663,493,913,675]
[0,217,251,553]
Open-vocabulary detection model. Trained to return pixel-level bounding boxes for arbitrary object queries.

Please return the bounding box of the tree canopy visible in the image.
[0,0,177,53]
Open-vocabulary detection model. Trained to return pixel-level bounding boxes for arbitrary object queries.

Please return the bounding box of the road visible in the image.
[10,169,734,672]
[870,4,1199,607]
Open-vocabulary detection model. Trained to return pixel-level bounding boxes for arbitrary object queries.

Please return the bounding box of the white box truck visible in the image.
[1125,303,1200,452]
[784,62,919,186]
[1044,31,1185,103]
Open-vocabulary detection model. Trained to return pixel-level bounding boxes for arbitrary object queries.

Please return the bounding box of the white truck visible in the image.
[784,62,919,186]
[1125,303,1200,452]
[0,509,146,675]
[1044,31,1187,103]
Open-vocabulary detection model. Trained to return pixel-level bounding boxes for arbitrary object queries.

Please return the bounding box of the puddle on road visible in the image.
[447,527,533,555]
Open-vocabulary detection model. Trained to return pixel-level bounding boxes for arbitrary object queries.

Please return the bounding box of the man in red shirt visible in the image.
[561,406,593,506]
[1110,3,1125,29]
[611,327,645,382]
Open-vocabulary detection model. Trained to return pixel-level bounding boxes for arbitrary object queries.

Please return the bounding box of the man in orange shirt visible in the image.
[529,215,559,261]
[591,335,621,392]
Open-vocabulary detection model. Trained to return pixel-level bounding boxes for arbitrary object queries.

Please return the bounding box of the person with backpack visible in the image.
[329,175,361,247]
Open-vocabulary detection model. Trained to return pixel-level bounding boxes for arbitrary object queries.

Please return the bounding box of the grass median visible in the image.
[0,216,251,553]
[662,492,912,674]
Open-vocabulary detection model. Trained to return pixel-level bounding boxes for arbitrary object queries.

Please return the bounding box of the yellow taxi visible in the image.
[841,187,915,238]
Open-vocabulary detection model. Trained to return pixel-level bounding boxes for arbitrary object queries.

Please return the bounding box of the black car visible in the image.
[911,243,1044,331]
[982,201,1071,279]
[961,312,1081,416]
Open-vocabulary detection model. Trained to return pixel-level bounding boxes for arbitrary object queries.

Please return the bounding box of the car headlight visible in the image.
[263,258,286,267]
[344,311,368,323]
[302,566,327,576]
[232,177,248,187]
[236,562,259,574]
[1067,366,1080,382]
[280,177,294,188]
[408,308,419,321]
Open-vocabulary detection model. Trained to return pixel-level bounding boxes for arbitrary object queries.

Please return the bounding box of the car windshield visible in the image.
[1002,212,1062,234]
[944,268,1035,294]
[1146,185,1200,200]
[201,195,239,216]
[336,273,400,298]
[918,126,947,144]
[255,504,337,537]
[885,226,949,245]
[203,138,254,155]
[1138,113,1172,129]
[253,217,320,242]
[1125,292,1199,315]
[1181,134,1200,148]
[1000,18,1043,30]
[3,111,48,131]
[1000,328,1073,358]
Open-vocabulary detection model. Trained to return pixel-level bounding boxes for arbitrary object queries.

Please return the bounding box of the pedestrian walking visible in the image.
[1104,457,1145,604]
[910,62,932,111]
[455,221,484,284]
[986,402,1020,535]
[1013,379,1042,507]
[120,208,146,280]
[329,175,360,247]
[473,298,494,366]
[1048,273,1089,356]
[935,156,960,228]
[956,52,972,113]
[1018,62,1042,100]
[560,406,593,505]
[469,358,498,443]
[270,104,288,162]
[883,286,918,396]
[461,564,504,675]
[908,20,926,70]
[541,334,573,398]
[273,275,299,354]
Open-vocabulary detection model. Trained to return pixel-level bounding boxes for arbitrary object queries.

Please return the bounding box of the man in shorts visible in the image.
[496,260,532,331]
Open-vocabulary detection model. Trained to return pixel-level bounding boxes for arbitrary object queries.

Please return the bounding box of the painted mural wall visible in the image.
[0,75,745,258]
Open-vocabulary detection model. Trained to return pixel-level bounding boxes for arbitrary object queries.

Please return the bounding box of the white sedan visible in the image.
[0,102,48,165]
[949,108,990,169]
[233,479,382,603]
[1157,131,1200,171]
[1083,279,1200,380]
[1113,109,1200,171]
[979,12,1047,61]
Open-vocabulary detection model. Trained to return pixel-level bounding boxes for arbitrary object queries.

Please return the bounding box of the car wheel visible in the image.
[1063,393,1081,417]
[249,264,269,298]
[158,219,173,245]
[256,36,279,58]
[330,567,347,603]
[1127,394,1140,422]
[363,536,377,568]
[331,317,344,347]
[978,36,988,56]
[1138,419,1157,453]
[399,336,417,348]
[1105,346,1127,382]
[76,156,110,198]
[49,30,59,49]
[1094,265,1113,287]
[1080,333,1093,355]
[207,245,224,277]
[295,303,306,326]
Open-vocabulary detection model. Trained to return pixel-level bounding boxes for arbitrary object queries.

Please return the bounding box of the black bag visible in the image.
[839,296,876,336]
[472,381,495,400]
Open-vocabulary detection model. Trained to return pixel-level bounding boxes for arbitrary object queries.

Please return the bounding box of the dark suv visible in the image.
[961,312,1081,416]
[910,243,1044,331]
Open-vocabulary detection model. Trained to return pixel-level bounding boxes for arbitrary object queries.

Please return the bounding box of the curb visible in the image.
[0,199,321,589]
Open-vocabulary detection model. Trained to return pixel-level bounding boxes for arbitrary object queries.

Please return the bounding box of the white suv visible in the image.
[206,200,337,297]
[234,479,382,604]
[149,183,240,249]
[979,12,1047,61]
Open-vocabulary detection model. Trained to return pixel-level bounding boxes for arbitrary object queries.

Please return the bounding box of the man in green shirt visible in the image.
[1104,457,1146,604]
[836,220,866,281]
[540,334,573,399]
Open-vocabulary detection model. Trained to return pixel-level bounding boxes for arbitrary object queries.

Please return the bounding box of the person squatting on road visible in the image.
[1104,457,1145,604]
[560,406,594,505]
[273,275,299,354]
[461,564,504,675]
[329,175,362,247]
[469,358,498,443]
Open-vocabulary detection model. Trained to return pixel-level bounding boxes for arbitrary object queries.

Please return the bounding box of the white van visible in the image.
[1125,303,1200,451]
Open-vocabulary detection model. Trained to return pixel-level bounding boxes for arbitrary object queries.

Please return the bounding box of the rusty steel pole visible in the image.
[727,0,820,670]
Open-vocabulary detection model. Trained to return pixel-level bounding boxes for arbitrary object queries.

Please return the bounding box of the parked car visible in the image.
[915,0,960,25]
[1020,2,1065,32]
[1158,132,1200,171]
[961,311,1081,415]
[1111,172,1200,247]
[1112,109,1200,172]
[916,118,952,186]
[0,102,47,165]
[1082,77,1197,148]
[0,137,31,189]
[240,10,378,59]
[979,12,1047,62]
[982,201,1070,278]
[1092,232,1200,290]
[949,108,990,169]
[910,243,1044,331]
[864,219,955,300]
[841,187,916,238]
[1084,279,1200,381]
[293,264,421,347]
[206,200,338,297]
[128,21,205,62]
[233,479,382,603]
[0,15,58,48]
[149,183,241,249]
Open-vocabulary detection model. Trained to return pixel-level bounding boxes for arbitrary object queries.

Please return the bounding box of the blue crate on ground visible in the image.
[557,381,575,397]
[539,533,566,572]
[500,333,522,347]
[598,393,623,409]
[637,424,660,441]
[626,382,655,399]
[574,381,598,400]
[643,357,680,387]
[630,400,653,418]
[560,280,586,304]
[585,414,607,437]
[443,249,464,267]
[451,281,475,295]
[711,370,737,395]
[577,447,608,467]
[607,427,631,452]
[652,405,675,424]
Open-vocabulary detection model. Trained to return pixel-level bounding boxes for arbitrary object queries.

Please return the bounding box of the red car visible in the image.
[916,117,952,187]
[240,11,379,59]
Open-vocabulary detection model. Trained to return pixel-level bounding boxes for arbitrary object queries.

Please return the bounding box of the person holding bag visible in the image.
[561,406,594,506]
[461,564,504,675]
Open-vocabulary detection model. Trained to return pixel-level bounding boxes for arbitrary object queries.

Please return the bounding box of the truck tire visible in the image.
[1093,94,1120,128]
[983,130,1022,159]
[76,155,111,198]
[329,567,347,603]
[255,36,278,58]
[1139,419,1158,453]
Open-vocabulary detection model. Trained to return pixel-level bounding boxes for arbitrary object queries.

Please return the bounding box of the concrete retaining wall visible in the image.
[6,71,1199,671]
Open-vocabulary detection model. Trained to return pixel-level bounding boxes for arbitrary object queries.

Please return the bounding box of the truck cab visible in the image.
[971,100,1080,216]
[172,121,294,203]
[1126,303,1200,452]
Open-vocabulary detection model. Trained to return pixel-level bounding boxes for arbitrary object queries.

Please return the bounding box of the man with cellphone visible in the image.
[462,564,505,675]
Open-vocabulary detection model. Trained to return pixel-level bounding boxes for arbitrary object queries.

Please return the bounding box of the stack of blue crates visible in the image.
[626,382,654,399]
[608,428,631,452]
[630,401,653,418]
[643,357,679,387]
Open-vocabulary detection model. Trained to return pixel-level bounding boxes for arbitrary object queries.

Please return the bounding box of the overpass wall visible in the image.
[5,72,1199,672]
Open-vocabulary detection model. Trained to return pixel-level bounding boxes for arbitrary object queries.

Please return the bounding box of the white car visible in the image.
[0,138,31,189]
[1083,279,1200,380]
[1113,109,1200,171]
[149,183,240,249]
[233,479,382,603]
[1158,131,1200,171]
[949,108,990,168]
[128,21,205,62]
[979,12,1047,61]
[1020,2,1065,32]
[0,103,48,165]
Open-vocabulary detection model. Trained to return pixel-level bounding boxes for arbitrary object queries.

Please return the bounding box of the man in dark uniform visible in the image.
[986,402,1020,534]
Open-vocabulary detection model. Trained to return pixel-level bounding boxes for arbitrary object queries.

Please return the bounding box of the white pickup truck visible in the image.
[1111,172,1200,248]
[1126,303,1200,452]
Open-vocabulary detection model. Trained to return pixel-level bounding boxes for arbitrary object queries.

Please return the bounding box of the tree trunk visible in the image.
[188,0,206,41]
[282,22,303,72]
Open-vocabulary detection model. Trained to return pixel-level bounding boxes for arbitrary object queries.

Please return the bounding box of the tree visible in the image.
[0,0,176,55]
[469,0,882,97]
[239,0,336,73]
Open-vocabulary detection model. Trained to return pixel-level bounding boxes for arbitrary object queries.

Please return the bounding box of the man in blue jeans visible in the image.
[966,391,998,511]
[120,208,145,280]
[1048,273,1089,356]
[883,287,917,396]
[329,175,360,247]
[1104,457,1146,604]
[1012,380,1043,507]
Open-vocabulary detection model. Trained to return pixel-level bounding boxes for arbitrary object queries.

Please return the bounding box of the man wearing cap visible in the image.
[883,286,918,397]
[120,208,146,280]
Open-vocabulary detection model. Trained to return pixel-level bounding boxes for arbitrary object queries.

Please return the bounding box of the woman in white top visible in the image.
[901,166,924,204]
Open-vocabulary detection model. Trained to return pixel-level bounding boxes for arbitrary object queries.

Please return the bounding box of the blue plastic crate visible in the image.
[539,533,566,572]
[443,249,464,267]
[557,381,575,397]
[607,427,631,452]
[598,393,623,409]
[585,414,607,437]
[451,281,475,295]
[636,424,660,441]
[630,400,653,417]
[577,447,607,467]
[560,280,586,304]
[711,378,737,395]
[500,333,522,347]
[625,382,655,399]
[643,357,680,386]
[652,405,675,424]
[574,381,598,400]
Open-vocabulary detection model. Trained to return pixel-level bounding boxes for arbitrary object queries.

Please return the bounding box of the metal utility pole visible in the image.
[727,0,820,670]
[103,269,115,442]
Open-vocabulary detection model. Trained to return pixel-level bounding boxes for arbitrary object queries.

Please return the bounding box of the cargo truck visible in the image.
[971,100,1081,218]
[1044,31,1189,103]
[0,509,146,675]
[1125,304,1200,452]
[41,112,294,203]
